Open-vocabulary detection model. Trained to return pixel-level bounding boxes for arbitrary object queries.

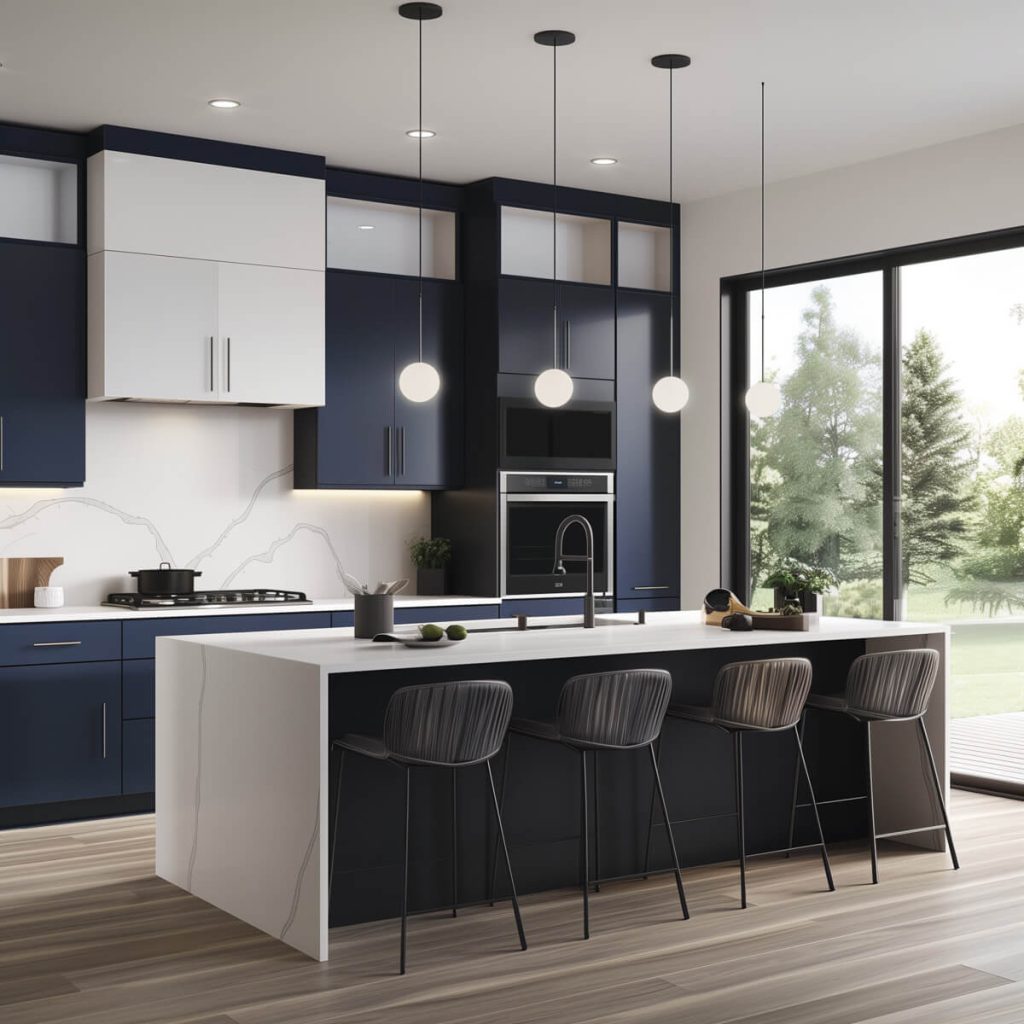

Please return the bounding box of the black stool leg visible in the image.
[451,768,458,918]
[917,717,960,870]
[794,725,835,893]
[399,766,411,975]
[734,731,747,909]
[580,749,590,939]
[593,750,601,893]
[485,760,528,951]
[328,747,346,898]
[648,742,689,920]
[489,736,512,906]
[786,712,806,857]
[642,735,662,879]
[866,719,879,884]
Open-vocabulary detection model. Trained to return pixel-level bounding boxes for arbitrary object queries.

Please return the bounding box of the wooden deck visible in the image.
[951,713,1024,792]
[0,791,1023,1023]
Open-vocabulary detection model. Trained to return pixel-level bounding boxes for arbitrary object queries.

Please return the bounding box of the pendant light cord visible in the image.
[760,80,765,383]
[417,16,425,364]
[668,65,675,378]
[551,40,559,368]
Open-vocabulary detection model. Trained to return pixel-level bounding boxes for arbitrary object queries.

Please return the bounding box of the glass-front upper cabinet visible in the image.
[326,197,456,279]
[617,222,671,291]
[0,154,78,245]
[500,206,610,285]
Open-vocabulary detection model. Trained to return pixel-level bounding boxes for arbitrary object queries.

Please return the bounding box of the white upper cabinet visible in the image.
[87,147,326,407]
[87,151,325,270]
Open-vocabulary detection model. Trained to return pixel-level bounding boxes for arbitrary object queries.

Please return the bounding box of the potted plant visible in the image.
[408,536,453,596]
[762,559,839,615]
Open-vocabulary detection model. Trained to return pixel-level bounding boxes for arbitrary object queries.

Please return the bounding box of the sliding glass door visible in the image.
[728,230,1024,792]
[745,272,884,616]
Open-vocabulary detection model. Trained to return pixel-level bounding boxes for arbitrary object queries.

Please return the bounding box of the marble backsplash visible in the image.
[0,403,430,605]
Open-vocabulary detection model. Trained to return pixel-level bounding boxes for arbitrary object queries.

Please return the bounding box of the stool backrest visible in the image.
[846,649,938,719]
[713,658,812,730]
[384,679,513,766]
[557,669,672,748]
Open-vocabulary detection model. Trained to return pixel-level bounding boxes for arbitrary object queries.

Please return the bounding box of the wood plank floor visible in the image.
[0,791,1022,1023]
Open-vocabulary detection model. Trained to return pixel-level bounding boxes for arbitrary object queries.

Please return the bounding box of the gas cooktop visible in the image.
[104,589,312,610]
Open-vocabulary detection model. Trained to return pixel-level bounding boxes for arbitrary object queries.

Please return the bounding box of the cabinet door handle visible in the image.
[32,640,83,647]
[565,320,571,370]
[209,337,215,392]
[397,427,405,476]
[633,585,670,591]
[385,426,393,477]
[226,337,232,393]
[101,702,108,759]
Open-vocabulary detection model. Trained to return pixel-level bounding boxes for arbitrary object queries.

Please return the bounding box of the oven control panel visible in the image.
[501,472,613,494]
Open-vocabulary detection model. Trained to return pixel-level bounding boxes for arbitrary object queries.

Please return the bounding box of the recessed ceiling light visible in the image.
[357,224,375,231]
[208,98,241,109]
[590,157,617,166]
[406,129,436,139]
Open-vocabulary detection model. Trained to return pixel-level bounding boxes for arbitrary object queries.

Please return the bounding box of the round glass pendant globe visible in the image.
[745,379,782,418]
[534,368,574,408]
[651,375,690,413]
[398,361,441,403]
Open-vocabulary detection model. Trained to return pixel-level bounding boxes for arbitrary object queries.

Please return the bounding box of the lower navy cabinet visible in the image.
[393,604,499,625]
[615,596,680,614]
[615,290,680,600]
[122,719,155,795]
[0,240,85,487]
[0,661,121,807]
[500,597,588,618]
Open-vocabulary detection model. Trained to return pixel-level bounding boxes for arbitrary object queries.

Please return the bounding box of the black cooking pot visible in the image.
[130,562,202,595]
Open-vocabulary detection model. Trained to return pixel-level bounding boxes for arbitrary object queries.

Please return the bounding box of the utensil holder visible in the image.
[354,594,394,639]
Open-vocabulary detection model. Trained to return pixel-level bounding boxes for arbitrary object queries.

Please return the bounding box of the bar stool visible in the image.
[495,668,688,939]
[648,657,834,908]
[791,648,958,882]
[328,679,526,974]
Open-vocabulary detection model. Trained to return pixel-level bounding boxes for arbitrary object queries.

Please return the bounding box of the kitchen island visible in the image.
[155,612,949,960]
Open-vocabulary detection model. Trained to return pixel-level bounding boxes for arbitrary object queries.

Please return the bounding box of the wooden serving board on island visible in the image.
[702,588,811,631]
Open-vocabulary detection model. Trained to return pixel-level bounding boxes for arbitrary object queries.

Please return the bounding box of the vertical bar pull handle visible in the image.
[565,320,571,370]
[385,426,393,478]
[209,337,215,392]
[226,337,232,393]
[101,702,108,759]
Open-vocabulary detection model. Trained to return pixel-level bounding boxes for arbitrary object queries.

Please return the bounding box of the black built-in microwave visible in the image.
[498,398,616,471]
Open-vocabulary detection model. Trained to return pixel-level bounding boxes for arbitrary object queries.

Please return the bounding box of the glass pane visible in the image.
[748,273,884,617]
[901,247,1024,786]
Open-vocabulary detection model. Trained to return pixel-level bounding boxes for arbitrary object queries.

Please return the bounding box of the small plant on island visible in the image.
[762,558,839,614]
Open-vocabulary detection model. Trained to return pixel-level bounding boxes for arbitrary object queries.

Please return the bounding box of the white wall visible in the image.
[0,403,429,605]
[679,121,1024,606]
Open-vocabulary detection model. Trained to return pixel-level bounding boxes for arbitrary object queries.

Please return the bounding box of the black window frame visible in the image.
[722,223,1024,616]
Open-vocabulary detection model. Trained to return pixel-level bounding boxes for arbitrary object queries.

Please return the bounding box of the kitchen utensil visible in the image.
[385,578,409,595]
[129,563,202,596]
[373,582,389,595]
[341,570,367,597]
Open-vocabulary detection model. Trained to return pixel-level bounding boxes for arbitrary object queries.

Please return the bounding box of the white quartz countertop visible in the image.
[0,594,500,625]
[159,611,949,675]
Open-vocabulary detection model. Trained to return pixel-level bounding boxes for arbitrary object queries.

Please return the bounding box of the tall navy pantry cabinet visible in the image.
[293,271,463,489]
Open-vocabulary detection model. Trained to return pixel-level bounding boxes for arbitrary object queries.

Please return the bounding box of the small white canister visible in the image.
[34,586,65,609]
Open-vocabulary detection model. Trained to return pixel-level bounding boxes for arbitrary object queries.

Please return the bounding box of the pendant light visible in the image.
[397,2,442,404]
[533,29,576,409]
[745,81,782,419]
[650,54,691,414]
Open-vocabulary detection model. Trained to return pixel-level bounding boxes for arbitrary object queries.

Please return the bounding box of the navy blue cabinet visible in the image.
[615,290,680,605]
[498,277,614,380]
[295,271,462,490]
[0,661,121,807]
[0,241,85,486]
[122,719,154,795]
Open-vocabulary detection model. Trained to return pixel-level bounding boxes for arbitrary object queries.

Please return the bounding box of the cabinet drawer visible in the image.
[0,621,121,667]
[331,611,354,628]
[123,660,155,719]
[614,596,680,615]
[394,605,499,625]
[500,597,586,618]
[122,611,332,659]
[122,719,154,795]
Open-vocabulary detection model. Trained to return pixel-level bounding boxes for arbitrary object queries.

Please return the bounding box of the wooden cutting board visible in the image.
[0,557,64,608]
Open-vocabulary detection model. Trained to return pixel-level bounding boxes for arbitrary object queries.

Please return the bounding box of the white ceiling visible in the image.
[2,0,1024,202]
